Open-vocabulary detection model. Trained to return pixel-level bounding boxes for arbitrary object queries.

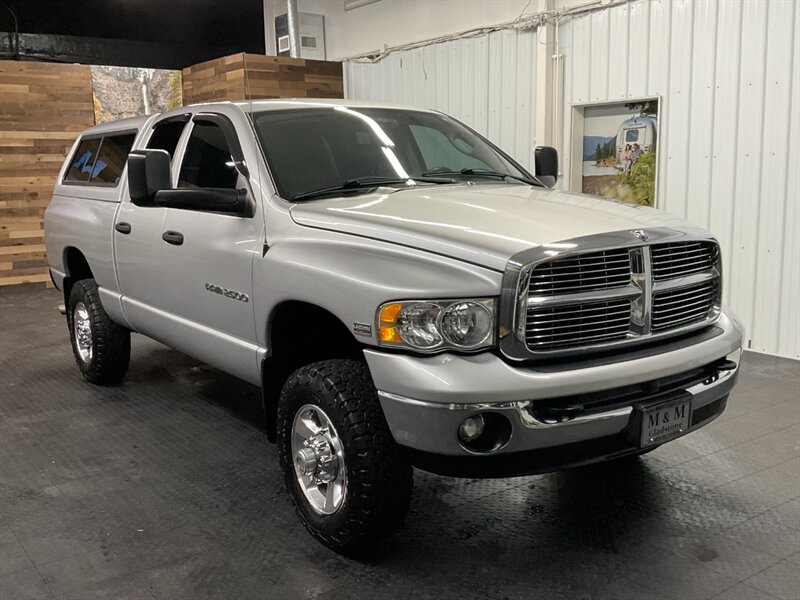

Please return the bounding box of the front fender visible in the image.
[251,228,503,350]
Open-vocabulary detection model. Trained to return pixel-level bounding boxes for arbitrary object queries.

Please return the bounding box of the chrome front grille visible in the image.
[503,229,723,357]
[526,298,632,348]
[652,278,719,331]
[528,249,631,296]
[651,241,719,281]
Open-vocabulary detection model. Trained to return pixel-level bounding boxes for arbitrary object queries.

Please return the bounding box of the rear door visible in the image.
[115,114,191,332]
[155,112,263,383]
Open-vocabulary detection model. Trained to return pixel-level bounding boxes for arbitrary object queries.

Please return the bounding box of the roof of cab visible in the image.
[80,115,151,136]
[231,98,438,113]
[76,99,436,136]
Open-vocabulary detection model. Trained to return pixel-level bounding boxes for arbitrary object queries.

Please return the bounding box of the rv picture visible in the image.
[615,115,657,171]
[581,100,659,207]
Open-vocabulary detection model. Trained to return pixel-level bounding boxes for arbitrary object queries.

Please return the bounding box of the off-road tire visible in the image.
[277,359,413,555]
[67,279,130,385]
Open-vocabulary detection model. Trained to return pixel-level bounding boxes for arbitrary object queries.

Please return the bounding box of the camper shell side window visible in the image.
[63,130,137,187]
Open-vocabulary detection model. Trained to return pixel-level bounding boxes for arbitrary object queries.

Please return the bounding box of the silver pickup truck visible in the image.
[44,99,743,554]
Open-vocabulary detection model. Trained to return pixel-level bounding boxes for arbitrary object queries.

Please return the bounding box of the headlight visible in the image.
[378,298,495,352]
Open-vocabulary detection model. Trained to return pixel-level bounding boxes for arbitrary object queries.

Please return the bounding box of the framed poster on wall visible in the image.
[569,98,660,207]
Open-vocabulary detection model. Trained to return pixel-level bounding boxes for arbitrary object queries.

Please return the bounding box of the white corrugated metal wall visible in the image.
[346,28,540,172]
[344,0,799,359]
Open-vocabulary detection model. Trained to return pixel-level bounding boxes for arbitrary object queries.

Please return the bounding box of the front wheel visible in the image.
[67,279,130,385]
[277,359,413,555]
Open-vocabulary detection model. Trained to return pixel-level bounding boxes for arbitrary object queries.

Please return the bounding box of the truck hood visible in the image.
[289,184,693,271]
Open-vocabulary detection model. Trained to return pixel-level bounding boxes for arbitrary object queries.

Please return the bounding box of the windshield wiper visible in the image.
[291,176,454,201]
[422,168,541,186]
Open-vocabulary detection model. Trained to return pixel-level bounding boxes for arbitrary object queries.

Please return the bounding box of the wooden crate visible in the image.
[182,53,343,104]
[0,60,95,287]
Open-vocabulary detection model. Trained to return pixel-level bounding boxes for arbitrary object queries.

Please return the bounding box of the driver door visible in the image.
[157,113,264,384]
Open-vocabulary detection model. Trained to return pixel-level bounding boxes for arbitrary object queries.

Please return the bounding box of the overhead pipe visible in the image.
[286,0,301,58]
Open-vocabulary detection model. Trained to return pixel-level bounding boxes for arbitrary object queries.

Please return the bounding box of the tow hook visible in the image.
[702,358,738,385]
[714,359,738,371]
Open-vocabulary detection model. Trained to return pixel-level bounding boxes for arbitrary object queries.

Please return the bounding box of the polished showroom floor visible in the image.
[1,285,798,600]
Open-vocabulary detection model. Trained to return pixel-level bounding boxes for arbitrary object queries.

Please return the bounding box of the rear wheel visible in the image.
[67,279,130,385]
[277,359,413,555]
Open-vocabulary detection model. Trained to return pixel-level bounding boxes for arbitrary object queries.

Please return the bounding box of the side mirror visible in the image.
[127,149,172,205]
[153,188,255,217]
[534,146,558,188]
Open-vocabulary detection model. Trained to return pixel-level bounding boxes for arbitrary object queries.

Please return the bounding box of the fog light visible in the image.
[459,415,485,442]
[457,412,513,454]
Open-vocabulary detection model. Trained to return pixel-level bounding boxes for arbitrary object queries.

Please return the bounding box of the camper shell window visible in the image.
[63,130,137,187]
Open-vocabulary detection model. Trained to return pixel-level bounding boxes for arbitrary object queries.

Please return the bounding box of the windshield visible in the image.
[250,106,534,200]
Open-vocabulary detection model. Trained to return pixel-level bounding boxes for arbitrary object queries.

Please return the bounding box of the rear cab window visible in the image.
[63,132,136,187]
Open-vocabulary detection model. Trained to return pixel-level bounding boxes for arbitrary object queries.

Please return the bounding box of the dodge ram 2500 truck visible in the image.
[44,100,743,554]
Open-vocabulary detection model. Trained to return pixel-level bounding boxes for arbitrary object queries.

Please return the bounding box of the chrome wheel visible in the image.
[72,302,93,364]
[292,404,347,515]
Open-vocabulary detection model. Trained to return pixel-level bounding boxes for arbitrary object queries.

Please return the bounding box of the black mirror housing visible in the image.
[127,149,172,205]
[534,146,559,188]
[153,188,255,217]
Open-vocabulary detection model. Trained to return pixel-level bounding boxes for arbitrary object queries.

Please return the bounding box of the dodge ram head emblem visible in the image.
[632,229,649,242]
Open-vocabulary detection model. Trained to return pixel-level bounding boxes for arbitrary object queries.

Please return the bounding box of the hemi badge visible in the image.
[353,323,372,337]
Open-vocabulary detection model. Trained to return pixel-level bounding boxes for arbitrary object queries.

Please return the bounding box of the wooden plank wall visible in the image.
[182,53,343,104]
[0,54,340,287]
[0,61,95,286]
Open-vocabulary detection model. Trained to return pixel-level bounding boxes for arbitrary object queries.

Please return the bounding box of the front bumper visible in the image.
[364,309,744,476]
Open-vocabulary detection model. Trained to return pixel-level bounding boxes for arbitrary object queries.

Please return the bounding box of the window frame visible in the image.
[62,129,139,188]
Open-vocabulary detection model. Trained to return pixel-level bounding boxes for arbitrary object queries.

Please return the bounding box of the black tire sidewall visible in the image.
[276,359,413,554]
[67,279,130,385]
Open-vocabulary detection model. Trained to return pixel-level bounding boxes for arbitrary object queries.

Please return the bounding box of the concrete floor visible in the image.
[0,284,798,600]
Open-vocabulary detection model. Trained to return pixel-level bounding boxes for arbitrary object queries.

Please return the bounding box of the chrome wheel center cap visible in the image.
[294,432,338,482]
[294,447,318,476]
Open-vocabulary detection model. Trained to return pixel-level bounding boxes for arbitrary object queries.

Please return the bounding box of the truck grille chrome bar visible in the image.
[526,298,632,348]
[652,279,719,331]
[499,229,722,359]
[651,241,719,281]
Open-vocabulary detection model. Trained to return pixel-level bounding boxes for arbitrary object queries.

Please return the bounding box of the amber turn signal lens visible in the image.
[379,303,403,342]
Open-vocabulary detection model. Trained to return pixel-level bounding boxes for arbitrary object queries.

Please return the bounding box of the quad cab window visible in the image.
[147,118,189,160]
[178,121,239,190]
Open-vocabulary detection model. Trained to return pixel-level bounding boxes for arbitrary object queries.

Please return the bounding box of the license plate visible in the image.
[639,396,692,448]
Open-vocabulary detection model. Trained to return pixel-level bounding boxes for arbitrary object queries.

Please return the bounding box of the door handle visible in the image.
[162,230,184,245]
[114,222,132,234]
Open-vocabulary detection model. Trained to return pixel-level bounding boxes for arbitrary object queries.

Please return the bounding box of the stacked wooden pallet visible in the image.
[182,53,343,104]
[0,60,95,287]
